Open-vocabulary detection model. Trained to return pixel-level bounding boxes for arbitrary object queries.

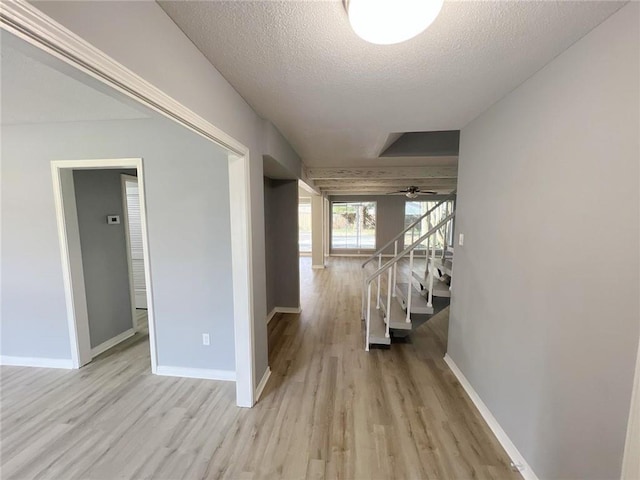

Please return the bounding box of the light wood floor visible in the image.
[1,257,520,479]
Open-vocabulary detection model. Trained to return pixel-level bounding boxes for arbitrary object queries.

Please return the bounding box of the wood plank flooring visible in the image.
[1,257,521,479]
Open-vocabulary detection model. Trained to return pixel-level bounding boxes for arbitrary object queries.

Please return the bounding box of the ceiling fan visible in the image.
[387,186,437,199]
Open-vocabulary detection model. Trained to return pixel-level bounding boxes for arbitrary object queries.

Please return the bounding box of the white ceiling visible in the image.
[159,0,624,169]
[1,34,149,126]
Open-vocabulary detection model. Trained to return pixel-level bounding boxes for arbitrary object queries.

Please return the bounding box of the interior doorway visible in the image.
[121,174,148,312]
[298,194,312,255]
[52,158,157,370]
[2,2,255,407]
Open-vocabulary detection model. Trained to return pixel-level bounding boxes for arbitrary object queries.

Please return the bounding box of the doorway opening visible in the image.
[2,3,255,407]
[52,158,157,371]
[121,174,148,314]
[298,193,312,256]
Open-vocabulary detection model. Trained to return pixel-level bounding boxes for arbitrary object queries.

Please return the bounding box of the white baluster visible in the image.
[442,221,448,260]
[376,254,382,309]
[424,236,430,284]
[361,271,366,319]
[428,238,435,308]
[406,249,414,323]
[386,268,392,337]
[366,283,371,351]
[392,240,398,297]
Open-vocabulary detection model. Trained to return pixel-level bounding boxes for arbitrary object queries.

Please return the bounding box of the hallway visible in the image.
[1,257,519,479]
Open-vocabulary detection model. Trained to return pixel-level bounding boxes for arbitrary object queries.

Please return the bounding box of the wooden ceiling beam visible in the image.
[323,187,456,195]
[306,166,458,180]
[313,178,457,188]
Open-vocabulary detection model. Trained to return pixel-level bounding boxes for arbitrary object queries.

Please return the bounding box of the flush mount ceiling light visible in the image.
[345,0,444,45]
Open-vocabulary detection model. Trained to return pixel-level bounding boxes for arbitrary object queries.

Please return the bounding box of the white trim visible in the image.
[51,158,159,374]
[267,306,302,324]
[444,354,539,480]
[312,265,326,269]
[0,1,255,408]
[0,356,74,369]
[255,367,271,402]
[276,306,302,314]
[267,308,278,324]
[622,339,640,480]
[90,328,136,357]
[51,165,91,367]
[156,365,236,382]
[120,174,139,330]
[228,153,255,407]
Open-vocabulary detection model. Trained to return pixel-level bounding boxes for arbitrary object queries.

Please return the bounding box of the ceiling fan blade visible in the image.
[416,191,437,195]
[386,190,407,195]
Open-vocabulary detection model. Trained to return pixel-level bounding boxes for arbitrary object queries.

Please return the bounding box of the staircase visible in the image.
[361,195,456,350]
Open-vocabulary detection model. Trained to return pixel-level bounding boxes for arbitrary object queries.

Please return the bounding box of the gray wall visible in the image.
[1,117,236,371]
[31,0,305,385]
[264,178,300,312]
[330,194,454,255]
[74,169,135,348]
[448,4,639,479]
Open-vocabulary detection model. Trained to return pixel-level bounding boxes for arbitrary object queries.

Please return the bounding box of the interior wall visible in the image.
[264,177,300,312]
[31,0,305,385]
[1,117,236,372]
[73,169,136,349]
[448,4,639,479]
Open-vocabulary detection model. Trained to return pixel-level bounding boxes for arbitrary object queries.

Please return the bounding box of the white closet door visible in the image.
[125,178,147,309]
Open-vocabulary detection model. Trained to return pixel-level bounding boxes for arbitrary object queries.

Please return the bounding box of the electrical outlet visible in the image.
[202,333,210,346]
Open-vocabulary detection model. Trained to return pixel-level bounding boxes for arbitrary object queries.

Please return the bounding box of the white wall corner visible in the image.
[255,366,272,402]
[0,356,74,369]
[443,354,539,480]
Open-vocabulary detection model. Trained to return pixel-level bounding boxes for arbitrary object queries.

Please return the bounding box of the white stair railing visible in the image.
[427,237,435,308]
[363,212,455,351]
[360,194,455,319]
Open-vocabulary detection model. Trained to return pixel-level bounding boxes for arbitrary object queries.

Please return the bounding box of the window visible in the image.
[331,201,376,250]
[299,198,312,253]
[404,200,454,250]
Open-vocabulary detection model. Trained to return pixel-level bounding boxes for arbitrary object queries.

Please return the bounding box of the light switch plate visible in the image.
[458,233,464,246]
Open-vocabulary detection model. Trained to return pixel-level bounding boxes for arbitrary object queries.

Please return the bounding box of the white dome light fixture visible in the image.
[345,0,444,46]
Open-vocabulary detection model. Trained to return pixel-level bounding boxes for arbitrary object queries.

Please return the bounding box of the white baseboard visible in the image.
[156,365,236,382]
[255,367,271,402]
[312,264,325,269]
[443,354,539,480]
[91,328,136,357]
[267,306,302,324]
[0,355,74,369]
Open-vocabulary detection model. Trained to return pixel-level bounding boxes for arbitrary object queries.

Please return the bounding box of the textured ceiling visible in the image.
[159,0,624,169]
[1,33,149,125]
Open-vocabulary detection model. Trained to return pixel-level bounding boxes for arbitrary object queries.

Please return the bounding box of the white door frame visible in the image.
[121,173,144,322]
[51,159,156,369]
[1,0,256,407]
